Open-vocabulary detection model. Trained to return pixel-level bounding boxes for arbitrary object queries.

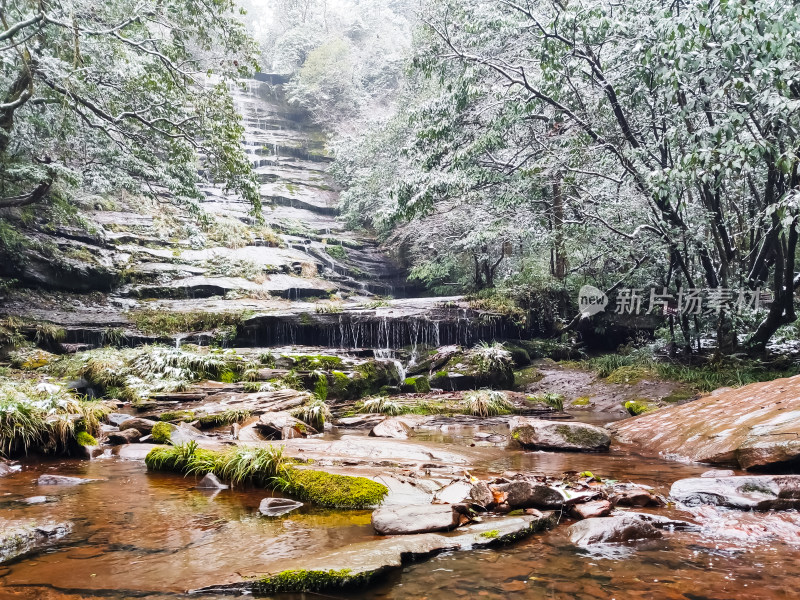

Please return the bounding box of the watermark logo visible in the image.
[577,285,767,318]
[578,285,608,317]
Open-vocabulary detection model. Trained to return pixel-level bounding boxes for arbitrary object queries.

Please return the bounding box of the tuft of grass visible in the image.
[197,409,251,429]
[292,397,331,430]
[471,341,513,374]
[462,389,513,417]
[359,395,402,416]
[528,392,565,412]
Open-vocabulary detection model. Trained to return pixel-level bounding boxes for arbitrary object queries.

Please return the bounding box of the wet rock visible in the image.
[492,480,565,509]
[510,418,611,452]
[119,417,157,435]
[0,459,19,477]
[168,423,209,445]
[259,497,303,516]
[193,513,556,595]
[0,520,72,564]
[670,475,800,510]
[568,514,663,546]
[370,418,412,439]
[609,484,664,507]
[610,374,800,469]
[255,411,317,440]
[107,428,142,445]
[78,445,104,459]
[433,480,472,504]
[469,481,494,508]
[196,473,229,490]
[572,500,612,519]
[38,474,96,486]
[24,496,52,505]
[336,414,385,429]
[701,469,735,478]
[371,504,461,535]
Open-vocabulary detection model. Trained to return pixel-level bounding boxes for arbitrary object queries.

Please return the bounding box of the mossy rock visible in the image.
[661,388,697,403]
[292,355,344,370]
[151,422,173,444]
[289,469,388,509]
[512,339,583,361]
[158,410,195,422]
[400,376,431,393]
[254,568,373,594]
[624,400,656,416]
[572,396,591,406]
[75,431,97,446]
[504,344,532,367]
[606,365,655,384]
[514,366,544,388]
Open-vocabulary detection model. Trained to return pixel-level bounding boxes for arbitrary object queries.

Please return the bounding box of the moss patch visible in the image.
[514,366,544,387]
[479,529,500,539]
[624,400,655,416]
[151,422,172,444]
[402,376,431,393]
[606,365,655,384]
[555,425,607,447]
[75,431,97,446]
[158,410,195,422]
[290,469,388,509]
[572,396,591,406]
[253,568,373,594]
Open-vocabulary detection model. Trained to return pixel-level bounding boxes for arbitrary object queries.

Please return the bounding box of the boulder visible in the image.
[511,418,611,452]
[0,520,72,564]
[371,504,461,535]
[0,459,18,477]
[572,500,612,519]
[492,480,565,509]
[370,418,412,439]
[196,473,229,490]
[119,417,157,435]
[610,374,800,469]
[168,423,208,445]
[38,474,96,486]
[670,475,800,510]
[469,481,494,508]
[568,514,663,546]
[259,497,303,516]
[433,480,472,504]
[255,411,317,440]
[609,484,664,507]
[107,428,142,445]
[701,469,735,478]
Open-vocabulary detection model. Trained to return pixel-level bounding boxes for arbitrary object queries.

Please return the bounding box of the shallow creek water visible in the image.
[1,419,799,600]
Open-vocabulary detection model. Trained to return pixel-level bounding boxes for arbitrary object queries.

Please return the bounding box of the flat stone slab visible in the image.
[371,504,460,535]
[38,475,97,486]
[1,520,72,564]
[192,512,555,595]
[670,475,800,510]
[611,374,800,469]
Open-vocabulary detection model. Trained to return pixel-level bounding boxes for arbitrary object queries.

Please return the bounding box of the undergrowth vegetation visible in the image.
[145,442,388,508]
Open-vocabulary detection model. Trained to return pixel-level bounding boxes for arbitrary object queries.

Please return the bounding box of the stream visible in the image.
[2,418,798,600]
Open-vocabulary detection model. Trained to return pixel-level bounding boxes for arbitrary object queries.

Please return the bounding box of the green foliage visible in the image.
[292,397,331,430]
[197,410,251,429]
[151,422,173,444]
[129,310,246,336]
[467,290,527,327]
[479,529,500,539]
[462,389,513,417]
[292,355,344,370]
[529,392,564,412]
[471,342,513,375]
[358,396,402,416]
[324,244,348,260]
[403,376,431,393]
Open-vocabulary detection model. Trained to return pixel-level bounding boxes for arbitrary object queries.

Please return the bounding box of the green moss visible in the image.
[324,245,348,260]
[313,373,329,400]
[151,422,172,444]
[197,410,251,428]
[254,568,373,594]
[661,388,696,403]
[158,410,195,422]
[330,370,351,398]
[402,376,431,393]
[75,431,97,446]
[624,400,655,416]
[292,355,344,370]
[514,366,544,387]
[572,396,591,406]
[435,370,448,379]
[555,425,607,447]
[219,370,237,384]
[606,365,655,384]
[129,309,245,336]
[479,529,500,539]
[289,469,388,509]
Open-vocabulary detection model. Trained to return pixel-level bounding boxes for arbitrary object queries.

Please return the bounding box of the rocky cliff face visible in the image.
[0,77,522,350]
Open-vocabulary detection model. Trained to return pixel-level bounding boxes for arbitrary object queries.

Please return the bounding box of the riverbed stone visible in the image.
[610,374,800,469]
[510,418,611,452]
[0,520,72,564]
[255,411,317,440]
[568,514,663,546]
[469,481,494,507]
[433,480,472,504]
[493,480,565,509]
[371,504,461,535]
[196,473,229,490]
[192,513,556,595]
[38,474,96,486]
[119,417,158,435]
[107,428,142,445]
[670,475,800,510]
[108,413,132,426]
[370,418,412,439]
[572,499,612,519]
[259,497,303,516]
[609,484,664,507]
